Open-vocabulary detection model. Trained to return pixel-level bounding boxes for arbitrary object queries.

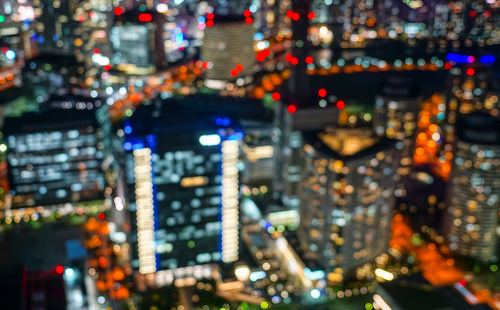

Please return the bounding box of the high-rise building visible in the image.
[110,10,166,75]
[240,121,277,189]
[279,102,340,210]
[124,95,273,274]
[374,77,420,178]
[3,107,106,218]
[32,0,82,55]
[202,15,255,89]
[297,127,397,281]
[446,113,500,262]
[23,53,84,102]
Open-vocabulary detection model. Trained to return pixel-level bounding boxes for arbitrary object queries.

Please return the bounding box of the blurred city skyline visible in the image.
[0,0,499,309]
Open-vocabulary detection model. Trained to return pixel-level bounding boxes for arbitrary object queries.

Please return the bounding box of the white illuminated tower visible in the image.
[133,148,157,274]
[446,113,500,262]
[221,139,240,263]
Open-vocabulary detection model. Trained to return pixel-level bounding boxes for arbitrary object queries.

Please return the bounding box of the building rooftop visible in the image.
[24,53,82,69]
[377,275,493,310]
[319,128,379,156]
[2,107,97,135]
[379,75,420,99]
[379,279,451,310]
[208,15,246,24]
[456,113,500,145]
[44,93,104,110]
[126,94,271,137]
[303,127,396,161]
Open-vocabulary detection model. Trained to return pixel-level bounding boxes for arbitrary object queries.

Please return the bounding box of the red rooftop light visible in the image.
[256,49,270,62]
[114,7,123,15]
[138,13,152,22]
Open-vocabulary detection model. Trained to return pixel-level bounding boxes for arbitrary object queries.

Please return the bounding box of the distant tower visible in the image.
[33,0,82,55]
[287,0,311,104]
[298,128,397,281]
[446,113,500,262]
[202,15,255,89]
[111,10,166,74]
[374,76,420,179]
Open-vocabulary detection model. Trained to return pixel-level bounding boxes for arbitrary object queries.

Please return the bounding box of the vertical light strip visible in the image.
[373,294,393,310]
[134,148,156,274]
[221,140,239,263]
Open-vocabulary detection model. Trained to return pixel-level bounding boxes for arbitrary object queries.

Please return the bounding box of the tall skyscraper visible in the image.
[3,107,106,218]
[202,15,255,89]
[374,77,420,178]
[446,113,500,262]
[111,10,166,74]
[297,127,397,281]
[32,0,82,55]
[279,103,340,210]
[124,96,266,274]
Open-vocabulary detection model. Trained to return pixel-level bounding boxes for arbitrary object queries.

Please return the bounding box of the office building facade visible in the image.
[124,99,244,274]
[202,16,255,88]
[374,77,420,178]
[298,128,397,281]
[446,114,500,262]
[3,108,106,214]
